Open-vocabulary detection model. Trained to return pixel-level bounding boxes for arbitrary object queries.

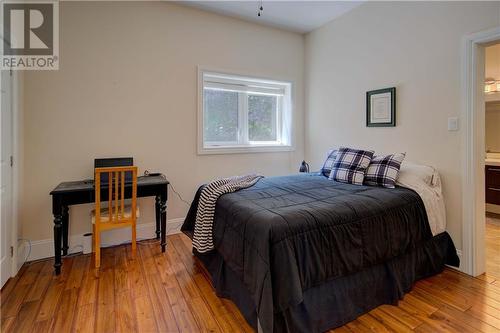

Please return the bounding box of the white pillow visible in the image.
[396,161,437,187]
[395,161,446,236]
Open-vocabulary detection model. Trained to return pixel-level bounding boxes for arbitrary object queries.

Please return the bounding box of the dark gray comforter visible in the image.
[182,173,458,332]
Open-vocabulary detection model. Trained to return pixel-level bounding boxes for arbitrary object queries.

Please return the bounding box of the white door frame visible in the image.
[461,26,500,276]
[0,32,22,282]
[11,70,21,275]
[1,69,14,286]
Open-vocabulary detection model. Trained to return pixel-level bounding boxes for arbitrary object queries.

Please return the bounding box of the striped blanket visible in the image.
[193,174,263,253]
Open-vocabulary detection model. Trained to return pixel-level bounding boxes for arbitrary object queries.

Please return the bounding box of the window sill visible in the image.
[198,145,294,155]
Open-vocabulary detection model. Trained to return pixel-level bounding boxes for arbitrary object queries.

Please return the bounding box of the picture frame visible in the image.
[366,87,396,127]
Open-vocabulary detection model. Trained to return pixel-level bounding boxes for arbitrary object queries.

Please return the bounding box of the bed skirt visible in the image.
[194,231,459,333]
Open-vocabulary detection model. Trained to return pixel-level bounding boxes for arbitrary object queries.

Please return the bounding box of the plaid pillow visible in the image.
[364,153,406,188]
[328,147,374,185]
[321,149,338,178]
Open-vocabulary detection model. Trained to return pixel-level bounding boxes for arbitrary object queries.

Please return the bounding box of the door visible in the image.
[0,69,13,288]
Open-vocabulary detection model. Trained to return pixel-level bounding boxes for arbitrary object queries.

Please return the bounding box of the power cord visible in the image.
[23,239,157,261]
[25,172,187,265]
[101,237,160,248]
[17,238,32,266]
[68,244,83,254]
[169,182,191,207]
[61,238,162,258]
[143,170,191,207]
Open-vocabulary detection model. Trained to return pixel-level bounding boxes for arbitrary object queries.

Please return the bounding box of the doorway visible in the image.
[462,26,500,277]
[0,69,14,288]
[484,42,500,279]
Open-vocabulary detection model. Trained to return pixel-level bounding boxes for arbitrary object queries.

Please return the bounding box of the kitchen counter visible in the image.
[486,158,500,167]
[486,153,500,167]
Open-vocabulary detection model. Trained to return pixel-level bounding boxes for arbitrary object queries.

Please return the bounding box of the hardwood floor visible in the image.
[1,233,500,333]
[486,214,500,279]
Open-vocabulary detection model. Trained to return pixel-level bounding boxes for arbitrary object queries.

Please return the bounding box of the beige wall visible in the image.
[305,1,500,249]
[486,102,500,152]
[22,1,500,252]
[486,43,500,80]
[23,2,305,241]
[485,44,500,152]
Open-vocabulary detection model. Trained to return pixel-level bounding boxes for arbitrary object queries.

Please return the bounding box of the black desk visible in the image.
[50,175,169,275]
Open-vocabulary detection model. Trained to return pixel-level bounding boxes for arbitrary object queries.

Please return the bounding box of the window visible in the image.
[199,70,293,154]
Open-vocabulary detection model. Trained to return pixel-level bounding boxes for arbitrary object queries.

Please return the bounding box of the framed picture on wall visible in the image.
[366,87,396,127]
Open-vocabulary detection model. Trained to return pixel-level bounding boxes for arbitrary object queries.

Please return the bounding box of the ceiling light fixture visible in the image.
[485,77,500,94]
[257,0,263,17]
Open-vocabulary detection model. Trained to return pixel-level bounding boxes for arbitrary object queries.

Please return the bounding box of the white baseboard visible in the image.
[21,220,467,277]
[22,218,184,263]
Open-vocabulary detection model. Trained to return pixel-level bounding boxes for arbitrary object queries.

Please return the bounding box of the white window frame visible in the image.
[197,67,294,155]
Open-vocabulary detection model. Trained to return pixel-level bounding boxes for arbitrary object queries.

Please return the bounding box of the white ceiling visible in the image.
[179,1,363,34]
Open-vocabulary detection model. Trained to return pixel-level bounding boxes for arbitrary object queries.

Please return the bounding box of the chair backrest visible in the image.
[94,166,138,225]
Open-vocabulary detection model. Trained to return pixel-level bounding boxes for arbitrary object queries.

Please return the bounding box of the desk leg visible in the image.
[62,206,69,256]
[161,199,167,252]
[155,196,161,239]
[53,213,63,275]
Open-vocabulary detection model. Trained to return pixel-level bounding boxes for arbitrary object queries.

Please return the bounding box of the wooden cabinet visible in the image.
[486,165,500,205]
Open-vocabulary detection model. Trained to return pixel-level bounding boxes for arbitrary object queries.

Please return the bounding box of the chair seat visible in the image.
[91,205,140,224]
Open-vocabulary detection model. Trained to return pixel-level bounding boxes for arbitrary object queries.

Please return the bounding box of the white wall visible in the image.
[22,2,304,244]
[305,1,500,249]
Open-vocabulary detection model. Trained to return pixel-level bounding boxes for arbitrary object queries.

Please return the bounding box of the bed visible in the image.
[181,172,459,333]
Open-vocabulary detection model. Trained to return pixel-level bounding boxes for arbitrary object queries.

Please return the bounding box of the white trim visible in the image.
[0,64,20,284]
[199,144,294,155]
[461,26,500,276]
[11,71,22,276]
[204,82,285,96]
[197,66,295,155]
[19,218,185,263]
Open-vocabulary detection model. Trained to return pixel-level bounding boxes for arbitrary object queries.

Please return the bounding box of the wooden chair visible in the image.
[92,166,138,268]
